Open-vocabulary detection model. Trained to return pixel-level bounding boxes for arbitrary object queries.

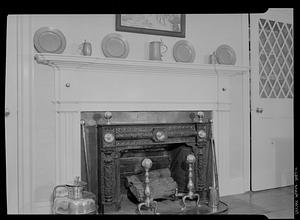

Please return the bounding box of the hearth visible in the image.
[80,111,215,214]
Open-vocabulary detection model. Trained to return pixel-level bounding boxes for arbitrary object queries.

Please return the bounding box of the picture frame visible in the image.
[116,14,186,38]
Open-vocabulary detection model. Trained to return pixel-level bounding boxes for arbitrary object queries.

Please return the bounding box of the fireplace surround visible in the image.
[30,53,250,213]
[81,111,215,214]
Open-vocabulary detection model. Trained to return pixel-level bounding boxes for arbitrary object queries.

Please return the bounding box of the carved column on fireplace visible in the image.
[100,150,121,212]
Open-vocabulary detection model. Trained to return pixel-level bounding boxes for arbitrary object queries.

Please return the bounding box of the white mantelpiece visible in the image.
[34,53,248,74]
[34,53,250,212]
[34,53,249,111]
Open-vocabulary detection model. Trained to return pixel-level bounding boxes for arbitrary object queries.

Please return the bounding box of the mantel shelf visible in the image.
[34,53,249,76]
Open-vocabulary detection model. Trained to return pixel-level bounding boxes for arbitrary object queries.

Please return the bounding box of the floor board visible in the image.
[106,185,294,218]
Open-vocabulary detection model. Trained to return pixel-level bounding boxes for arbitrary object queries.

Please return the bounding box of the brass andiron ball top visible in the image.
[104,111,112,124]
[137,158,158,214]
[197,111,205,123]
[142,158,152,169]
[186,154,196,164]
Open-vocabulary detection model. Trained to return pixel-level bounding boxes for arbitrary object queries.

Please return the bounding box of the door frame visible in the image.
[5,15,19,214]
[6,15,35,214]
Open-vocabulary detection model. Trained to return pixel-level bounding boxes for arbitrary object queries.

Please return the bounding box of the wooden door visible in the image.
[250,9,294,191]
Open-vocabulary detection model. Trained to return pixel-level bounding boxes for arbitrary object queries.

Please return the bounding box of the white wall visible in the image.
[7,14,250,213]
[31,14,246,65]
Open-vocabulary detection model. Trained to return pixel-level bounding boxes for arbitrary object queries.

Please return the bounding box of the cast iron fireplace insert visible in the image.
[80,111,215,214]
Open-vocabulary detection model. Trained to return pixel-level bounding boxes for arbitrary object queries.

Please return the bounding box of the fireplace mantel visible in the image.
[34,53,249,112]
[34,53,249,76]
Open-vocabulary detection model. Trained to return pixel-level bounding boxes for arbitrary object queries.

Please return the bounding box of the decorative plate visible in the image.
[173,40,196,63]
[101,33,129,58]
[33,27,66,54]
[215,44,236,65]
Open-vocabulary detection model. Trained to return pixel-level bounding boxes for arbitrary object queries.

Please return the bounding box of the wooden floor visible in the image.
[107,186,294,218]
[221,185,294,218]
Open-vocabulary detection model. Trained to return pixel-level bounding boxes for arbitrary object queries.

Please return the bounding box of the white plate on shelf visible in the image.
[101,33,129,58]
[215,44,236,65]
[173,40,196,63]
[33,27,66,54]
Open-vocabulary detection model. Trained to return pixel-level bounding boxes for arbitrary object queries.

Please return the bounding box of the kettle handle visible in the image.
[52,185,67,204]
[160,39,168,54]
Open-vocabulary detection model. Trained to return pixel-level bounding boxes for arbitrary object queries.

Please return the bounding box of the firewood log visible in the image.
[126,168,177,202]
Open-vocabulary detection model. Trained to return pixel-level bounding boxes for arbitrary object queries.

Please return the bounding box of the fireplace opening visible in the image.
[120,143,193,202]
[80,111,213,214]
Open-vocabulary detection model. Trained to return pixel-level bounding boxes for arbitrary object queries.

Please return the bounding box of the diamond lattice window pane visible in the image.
[278,72,285,85]
[264,42,272,55]
[260,32,267,45]
[287,54,293,66]
[260,53,267,66]
[282,25,288,38]
[269,54,276,66]
[274,63,280,76]
[278,55,284,66]
[287,74,293,85]
[278,34,284,47]
[269,20,275,28]
[269,32,276,46]
[265,22,271,35]
[260,87,267,98]
[264,81,272,96]
[282,45,288,57]
[279,91,285,98]
[258,19,293,99]
[264,62,272,76]
[274,23,280,35]
[260,75,267,85]
[270,91,276,98]
[282,82,289,96]
[286,36,293,49]
[282,64,289,76]
[274,44,280,56]
[274,82,281,96]
[269,72,276,85]
[260,19,266,26]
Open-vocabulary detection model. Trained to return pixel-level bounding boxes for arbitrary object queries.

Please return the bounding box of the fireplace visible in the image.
[80,111,215,214]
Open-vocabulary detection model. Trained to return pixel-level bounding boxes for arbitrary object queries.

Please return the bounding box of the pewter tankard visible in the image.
[149,40,168,60]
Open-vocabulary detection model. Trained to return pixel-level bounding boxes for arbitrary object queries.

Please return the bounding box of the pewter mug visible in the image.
[82,40,92,56]
[149,40,168,61]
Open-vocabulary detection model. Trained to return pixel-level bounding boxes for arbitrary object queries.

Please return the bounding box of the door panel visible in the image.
[250,8,294,191]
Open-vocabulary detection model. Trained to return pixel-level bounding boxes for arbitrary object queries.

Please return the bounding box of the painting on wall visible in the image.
[116,14,186,38]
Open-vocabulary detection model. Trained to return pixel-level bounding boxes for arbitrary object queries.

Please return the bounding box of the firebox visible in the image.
[80,111,215,214]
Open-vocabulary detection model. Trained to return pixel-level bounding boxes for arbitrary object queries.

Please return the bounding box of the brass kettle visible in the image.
[52,176,97,214]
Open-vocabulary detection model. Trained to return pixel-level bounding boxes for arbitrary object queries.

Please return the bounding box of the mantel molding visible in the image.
[34,53,249,76]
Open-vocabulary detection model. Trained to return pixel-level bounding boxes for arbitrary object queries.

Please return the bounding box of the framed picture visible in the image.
[116,14,186,38]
